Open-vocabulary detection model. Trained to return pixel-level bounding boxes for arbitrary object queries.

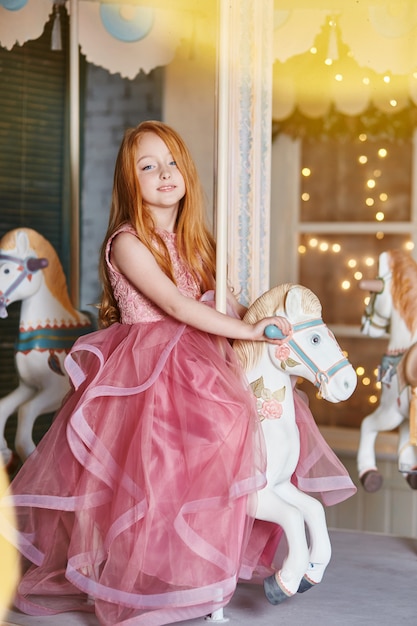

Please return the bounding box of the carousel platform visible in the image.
[3,529,417,626]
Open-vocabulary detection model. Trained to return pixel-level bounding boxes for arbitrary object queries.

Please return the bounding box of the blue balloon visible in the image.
[0,0,28,11]
[264,324,285,340]
[99,6,154,43]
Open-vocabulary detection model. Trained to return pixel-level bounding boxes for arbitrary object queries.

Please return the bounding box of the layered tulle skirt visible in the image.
[3,318,267,625]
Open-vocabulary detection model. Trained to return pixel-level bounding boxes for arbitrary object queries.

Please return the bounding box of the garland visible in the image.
[273,102,417,142]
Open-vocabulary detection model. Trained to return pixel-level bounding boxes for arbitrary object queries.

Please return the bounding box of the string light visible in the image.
[294,44,416,424]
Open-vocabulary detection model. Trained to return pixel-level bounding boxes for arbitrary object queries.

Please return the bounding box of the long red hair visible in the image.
[98,120,216,327]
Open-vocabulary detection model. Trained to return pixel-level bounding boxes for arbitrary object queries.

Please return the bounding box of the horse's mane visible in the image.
[0,228,80,318]
[389,249,417,334]
[233,283,321,372]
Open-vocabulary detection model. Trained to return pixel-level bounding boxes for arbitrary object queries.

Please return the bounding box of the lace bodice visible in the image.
[106,225,202,324]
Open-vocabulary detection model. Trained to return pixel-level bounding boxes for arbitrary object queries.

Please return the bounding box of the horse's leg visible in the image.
[0,383,35,465]
[357,396,404,491]
[256,486,310,603]
[15,383,67,461]
[357,409,382,491]
[276,482,331,589]
[398,420,417,489]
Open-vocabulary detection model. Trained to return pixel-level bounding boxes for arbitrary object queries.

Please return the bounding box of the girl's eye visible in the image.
[142,164,154,171]
[170,160,177,167]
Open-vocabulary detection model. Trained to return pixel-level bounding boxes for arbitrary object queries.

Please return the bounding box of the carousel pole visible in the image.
[208,7,231,616]
[214,0,232,315]
[69,0,80,308]
[215,0,273,314]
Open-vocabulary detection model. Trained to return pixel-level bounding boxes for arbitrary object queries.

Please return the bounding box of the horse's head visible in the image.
[359,250,417,343]
[234,283,357,403]
[0,229,49,319]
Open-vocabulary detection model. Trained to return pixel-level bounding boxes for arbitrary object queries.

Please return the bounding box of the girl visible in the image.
[4,121,290,625]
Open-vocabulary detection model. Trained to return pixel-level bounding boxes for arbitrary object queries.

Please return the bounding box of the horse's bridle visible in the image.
[0,252,49,319]
[273,318,351,393]
[361,272,392,334]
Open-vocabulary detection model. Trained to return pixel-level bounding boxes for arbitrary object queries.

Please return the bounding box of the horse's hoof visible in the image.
[263,574,292,605]
[297,576,316,593]
[5,451,20,477]
[406,468,417,490]
[360,469,383,492]
[205,609,229,623]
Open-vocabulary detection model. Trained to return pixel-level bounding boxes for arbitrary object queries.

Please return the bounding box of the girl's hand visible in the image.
[250,316,292,344]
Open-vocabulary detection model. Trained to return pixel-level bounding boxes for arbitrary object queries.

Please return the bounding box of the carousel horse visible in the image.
[232,283,357,606]
[357,249,417,492]
[0,228,95,467]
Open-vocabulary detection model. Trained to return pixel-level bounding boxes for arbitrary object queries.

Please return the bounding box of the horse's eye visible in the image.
[3,268,10,274]
[311,334,321,345]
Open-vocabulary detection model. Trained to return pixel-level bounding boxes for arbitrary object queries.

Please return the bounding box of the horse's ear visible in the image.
[284,286,303,320]
[15,230,30,256]
[379,251,390,277]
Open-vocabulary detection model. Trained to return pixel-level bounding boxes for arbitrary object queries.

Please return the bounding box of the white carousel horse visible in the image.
[232,283,357,606]
[0,228,95,467]
[357,249,417,492]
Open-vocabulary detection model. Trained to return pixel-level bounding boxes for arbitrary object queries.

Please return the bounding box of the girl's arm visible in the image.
[111,232,291,342]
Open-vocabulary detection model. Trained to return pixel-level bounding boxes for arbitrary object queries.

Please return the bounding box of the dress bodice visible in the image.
[106,224,202,324]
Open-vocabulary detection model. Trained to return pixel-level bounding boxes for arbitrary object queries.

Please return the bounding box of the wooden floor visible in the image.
[3,529,417,625]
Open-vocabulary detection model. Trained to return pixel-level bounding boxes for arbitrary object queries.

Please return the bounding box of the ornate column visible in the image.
[216,0,273,309]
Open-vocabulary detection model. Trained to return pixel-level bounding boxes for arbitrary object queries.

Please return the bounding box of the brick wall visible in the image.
[80,63,163,312]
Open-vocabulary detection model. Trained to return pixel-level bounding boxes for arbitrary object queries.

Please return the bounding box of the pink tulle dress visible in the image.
[5,225,267,625]
[3,225,356,625]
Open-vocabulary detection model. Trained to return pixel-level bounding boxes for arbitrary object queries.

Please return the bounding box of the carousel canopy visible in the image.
[1,0,417,120]
[273,1,417,120]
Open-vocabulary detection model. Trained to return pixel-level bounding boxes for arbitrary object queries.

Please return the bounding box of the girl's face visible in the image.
[135,132,186,225]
